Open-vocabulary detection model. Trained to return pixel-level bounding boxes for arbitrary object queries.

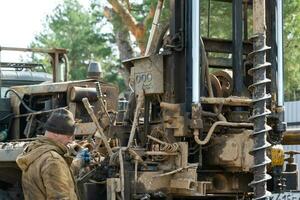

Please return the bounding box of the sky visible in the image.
[0,0,89,62]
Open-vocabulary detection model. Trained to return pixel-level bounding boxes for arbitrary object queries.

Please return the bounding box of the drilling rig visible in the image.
[75,0,299,199]
[1,0,300,200]
[95,0,297,199]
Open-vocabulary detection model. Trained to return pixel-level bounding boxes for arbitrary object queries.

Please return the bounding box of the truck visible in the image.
[1,0,300,200]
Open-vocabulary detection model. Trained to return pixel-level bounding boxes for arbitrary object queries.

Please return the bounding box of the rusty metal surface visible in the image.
[212,70,233,97]
[202,172,252,194]
[69,84,119,111]
[70,86,98,102]
[161,102,186,137]
[130,55,164,94]
[0,1,291,199]
[11,79,94,95]
[200,96,252,106]
[205,130,254,171]
[74,122,97,136]
[9,79,118,139]
[9,80,93,138]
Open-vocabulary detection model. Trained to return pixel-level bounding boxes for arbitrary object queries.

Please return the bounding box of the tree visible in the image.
[102,0,158,54]
[200,0,232,39]
[31,0,299,98]
[98,0,300,100]
[90,0,170,86]
[31,0,116,80]
[283,0,300,101]
[200,0,300,101]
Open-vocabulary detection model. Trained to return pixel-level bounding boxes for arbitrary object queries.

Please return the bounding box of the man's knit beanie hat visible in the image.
[44,108,75,135]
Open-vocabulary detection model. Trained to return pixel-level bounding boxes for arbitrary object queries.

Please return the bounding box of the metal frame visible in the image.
[0,47,68,82]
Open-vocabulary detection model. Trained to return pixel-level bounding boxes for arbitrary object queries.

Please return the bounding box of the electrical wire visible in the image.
[4,89,37,113]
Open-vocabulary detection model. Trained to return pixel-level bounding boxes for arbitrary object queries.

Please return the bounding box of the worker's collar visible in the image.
[38,136,74,165]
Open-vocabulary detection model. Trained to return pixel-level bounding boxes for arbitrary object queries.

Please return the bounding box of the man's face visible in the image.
[45,130,75,146]
[51,133,74,145]
[57,134,74,146]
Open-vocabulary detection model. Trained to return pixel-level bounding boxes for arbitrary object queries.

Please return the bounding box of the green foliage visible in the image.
[283,0,300,101]
[200,0,232,39]
[31,0,171,92]
[200,0,300,101]
[31,0,299,98]
[31,0,115,81]
[130,0,170,41]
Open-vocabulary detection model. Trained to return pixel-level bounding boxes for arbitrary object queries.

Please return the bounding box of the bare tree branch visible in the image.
[124,0,131,11]
[103,6,133,85]
[107,0,146,53]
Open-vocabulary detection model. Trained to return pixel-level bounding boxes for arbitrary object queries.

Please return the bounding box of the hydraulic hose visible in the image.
[193,121,253,145]
[5,89,37,113]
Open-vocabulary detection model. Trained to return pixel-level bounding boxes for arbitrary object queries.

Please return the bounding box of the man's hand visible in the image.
[76,148,91,165]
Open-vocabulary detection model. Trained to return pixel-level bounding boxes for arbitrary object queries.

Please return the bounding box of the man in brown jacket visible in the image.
[16,109,78,200]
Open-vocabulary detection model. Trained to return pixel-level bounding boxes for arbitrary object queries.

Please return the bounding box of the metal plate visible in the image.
[131,55,164,94]
[271,192,300,200]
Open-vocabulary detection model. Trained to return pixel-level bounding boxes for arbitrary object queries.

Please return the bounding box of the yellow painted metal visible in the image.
[271,145,284,167]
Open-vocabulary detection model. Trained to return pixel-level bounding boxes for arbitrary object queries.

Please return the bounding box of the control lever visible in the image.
[82,97,113,156]
[95,82,112,124]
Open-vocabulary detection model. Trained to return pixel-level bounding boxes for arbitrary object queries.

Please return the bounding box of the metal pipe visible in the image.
[0,46,67,54]
[192,0,200,103]
[193,121,253,145]
[232,0,244,97]
[70,87,98,102]
[185,0,193,112]
[134,159,138,195]
[276,0,284,106]
[144,97,150,142]
[15,106,68,118]
[118,150,125,200]
[167,0,185,103]
[282,129,300,145]
[63,54,69,82]
[145,0,164,56]
[154,165,197,177]
[201,97,252,106]
[95,82,112,124]
[160,102,180,112]
[147,135,165,145]
[155,167,184,177]
[82,98,113,156]
[249,1,272,199]
[127,92,144,148]
[145,151,178,156]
